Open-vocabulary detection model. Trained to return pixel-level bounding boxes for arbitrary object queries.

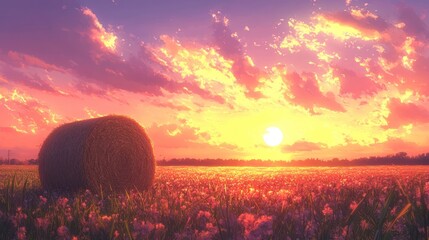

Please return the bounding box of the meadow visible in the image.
[0,165,428,240]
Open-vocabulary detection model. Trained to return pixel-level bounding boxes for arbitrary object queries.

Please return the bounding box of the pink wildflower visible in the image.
[57,226,70,237]
[39,195,47,205]
[57,197,69,208]
[249,215,273,239]
[349,201,358,211]
[360,220,369,230]
[35,217,50,231]
[17,226,26,240]
[237,213,256,235]
[322,204,333,216]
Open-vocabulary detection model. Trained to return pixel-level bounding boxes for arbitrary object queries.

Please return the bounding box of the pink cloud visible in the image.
[333,66,383,98]
[6,51,64,72]
[0,127,18,134]
[385,98,429,128]
[0,65,59,93]
[0,0,182,96]
[212,12,263,98]
[284,72,345,113]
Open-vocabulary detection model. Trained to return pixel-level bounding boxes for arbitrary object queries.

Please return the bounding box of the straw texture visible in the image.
[38,115,155,193]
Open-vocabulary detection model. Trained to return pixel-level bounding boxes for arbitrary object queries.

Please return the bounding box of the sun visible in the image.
[263,127,284,147]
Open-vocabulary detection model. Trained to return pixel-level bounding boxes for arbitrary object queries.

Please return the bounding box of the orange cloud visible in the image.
[0,89,61,134]
[82,7,117,51]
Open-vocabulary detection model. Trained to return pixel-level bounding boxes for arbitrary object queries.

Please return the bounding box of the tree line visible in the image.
[1,152,429,166]
[157,152,429,166]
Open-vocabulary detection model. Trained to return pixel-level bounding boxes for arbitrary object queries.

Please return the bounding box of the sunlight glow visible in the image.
[263,127,284,147]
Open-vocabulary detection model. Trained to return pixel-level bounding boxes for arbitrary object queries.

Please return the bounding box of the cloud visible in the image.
[146,123,210,149]
[0,89,61,134]
[0,127,19,134]
[211,12,263,98]
[5,51,64,72]
[156,35,245,105]
[146,98,191,111]
[282,141,325,152]
[0,64,59,93]
[385,98,429,128]
[0,0,181,96]
[318,8,388,41]
[398,5,429,40]
[284,72,345,113]
[333,66,383,98]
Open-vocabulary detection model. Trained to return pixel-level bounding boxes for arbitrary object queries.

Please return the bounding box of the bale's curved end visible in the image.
[38,115,155,193]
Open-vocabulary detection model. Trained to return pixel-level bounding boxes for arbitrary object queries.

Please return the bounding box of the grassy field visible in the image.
[0,165,428,239]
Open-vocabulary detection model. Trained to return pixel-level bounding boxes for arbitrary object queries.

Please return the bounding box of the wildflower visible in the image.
[155,223,165,230]
[249,215,273,239]
[196,211,212,230]
[39,195,47,205]
[132,219,155,238]
[12,207,27,227]
[35,217,50,231]
[237,213,255,234]
[113,230,120,238]
[341,226,348,237]
[322,204,333,216]
[17,226,26,240]
[57,197,69,208]
[160,198,169,210]
[349,201,358,211]
[57,226,70,238]
[360,220,369,230]
[101,215,112,224]
[293,196,302,203]
[305,220,317,238]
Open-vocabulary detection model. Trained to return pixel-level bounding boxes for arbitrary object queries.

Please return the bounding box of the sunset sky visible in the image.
[1,0,429,161]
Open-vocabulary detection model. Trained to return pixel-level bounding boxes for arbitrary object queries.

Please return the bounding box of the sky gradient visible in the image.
[1,0,429,161]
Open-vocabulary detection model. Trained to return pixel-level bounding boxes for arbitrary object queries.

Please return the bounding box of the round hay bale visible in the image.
[38,115,155,193]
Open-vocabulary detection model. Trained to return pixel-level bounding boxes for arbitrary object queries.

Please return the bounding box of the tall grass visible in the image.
[0,165,428,239]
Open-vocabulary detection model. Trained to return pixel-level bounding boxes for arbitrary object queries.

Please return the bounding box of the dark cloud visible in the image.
[398,5,429,40]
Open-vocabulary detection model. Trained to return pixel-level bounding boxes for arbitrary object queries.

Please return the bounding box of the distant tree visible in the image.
[9,159,22,165]
[27,159,39,165]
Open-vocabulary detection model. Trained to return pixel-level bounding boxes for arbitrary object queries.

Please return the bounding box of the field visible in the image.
[0,165,428,239]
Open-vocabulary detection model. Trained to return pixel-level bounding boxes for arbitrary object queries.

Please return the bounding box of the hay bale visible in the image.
[38,115,155,193]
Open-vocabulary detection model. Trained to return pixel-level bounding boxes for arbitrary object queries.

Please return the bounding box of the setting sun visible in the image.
[263,127,284,147]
